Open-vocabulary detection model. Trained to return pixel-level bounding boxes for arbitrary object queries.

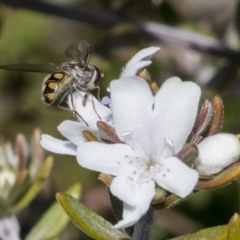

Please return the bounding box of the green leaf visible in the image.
[25,183,82,240]
[170,225,228,240]
[12,156,53,212]
[227,213,240,240]
[8,170,29,204]
[56,192,130,240]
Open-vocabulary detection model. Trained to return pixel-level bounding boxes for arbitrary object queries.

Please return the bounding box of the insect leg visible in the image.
[90,93,101,119]
[72,108,89,126]
[74,85,101,120]
[80,91,101,119]
[82,93,88,107]
[82,86,100,105]
[95,86,101,102]
[68,91,89,126]
[57,89,89,126]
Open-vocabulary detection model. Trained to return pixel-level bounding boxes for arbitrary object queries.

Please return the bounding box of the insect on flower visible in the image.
[0,39,102,113]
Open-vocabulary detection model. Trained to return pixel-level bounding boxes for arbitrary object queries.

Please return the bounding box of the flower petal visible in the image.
[154,157,198,198]
[58,119,112,144]
[120,60,152,78]
[110,175,136,206]
[114,179,155,228]
[196,133,240,175]
[101,96,111,105]
[40,134,77,155]
[110,77,153,157]
[77,142,138,175]
[152,77,201,158]
[57,120,89,145]
[68,91,113,126]
[120,47,160,78]
[114,204,137,229]
[0,215,20,240]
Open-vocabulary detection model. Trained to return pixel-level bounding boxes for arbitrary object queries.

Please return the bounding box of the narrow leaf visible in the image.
[195,162,240,190]
[176,143,198,165]
[56,192,129,240]
[9,170,29,201]
[206,95,223,136]
[12,156,53,211]
[227,213,240,240]
[25,183,82,240]
[192,99,213,139]
[29,128,44,177]
[170,224,228,240]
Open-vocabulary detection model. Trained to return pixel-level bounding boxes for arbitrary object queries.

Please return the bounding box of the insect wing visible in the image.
[64,39,91,68]
[0,63,58,73]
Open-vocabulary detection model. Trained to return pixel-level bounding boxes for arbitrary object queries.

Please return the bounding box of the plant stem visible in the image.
[132,207,155,240]
[1,0,240,60]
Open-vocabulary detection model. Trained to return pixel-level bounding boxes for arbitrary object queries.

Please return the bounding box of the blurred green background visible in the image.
[1,0,240,239]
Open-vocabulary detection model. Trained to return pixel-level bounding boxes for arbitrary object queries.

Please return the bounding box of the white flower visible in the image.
[40,46,240,229]
[77,76,200,228]
[0,215,20,240]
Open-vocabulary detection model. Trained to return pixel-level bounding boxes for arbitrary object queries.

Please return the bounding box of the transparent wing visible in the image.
[0,63,58,73]
[64,39,91,67]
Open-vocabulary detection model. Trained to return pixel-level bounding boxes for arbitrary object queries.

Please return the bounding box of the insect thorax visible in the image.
[41,64,100,105]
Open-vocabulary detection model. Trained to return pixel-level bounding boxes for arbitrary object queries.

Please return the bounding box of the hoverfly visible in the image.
[0,39,102,112]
